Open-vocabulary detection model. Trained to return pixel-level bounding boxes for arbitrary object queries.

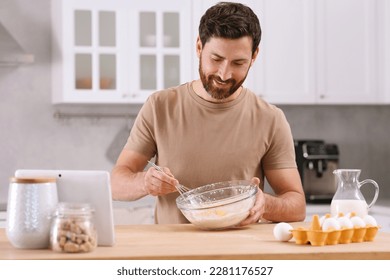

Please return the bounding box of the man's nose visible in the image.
[218,62,233,81]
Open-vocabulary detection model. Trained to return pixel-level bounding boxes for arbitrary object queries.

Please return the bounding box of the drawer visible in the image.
[0,211,6,229]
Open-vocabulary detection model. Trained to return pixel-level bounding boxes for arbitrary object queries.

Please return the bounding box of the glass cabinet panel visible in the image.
[75,10,92,46]
[164,55,180,88]
[75,54,92,89]
[140,55,156,89]
[163,12,179,48]
[54,0,192,104]
[140,12,156,47]
[99,11,116,47]
[99,54,116,90]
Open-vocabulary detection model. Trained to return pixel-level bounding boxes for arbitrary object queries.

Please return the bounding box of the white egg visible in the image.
[322,217,341,231]
[319,215,327,226]
[338,216,353,229]
[273,222,293,242]
[350,216,366,228]
[345,212,353,218]
[363,215,377,227]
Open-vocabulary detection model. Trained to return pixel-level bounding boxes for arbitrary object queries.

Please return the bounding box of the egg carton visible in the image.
[290,214,379,246]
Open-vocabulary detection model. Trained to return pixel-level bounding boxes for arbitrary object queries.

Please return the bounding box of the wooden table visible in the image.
[1,223,390,259]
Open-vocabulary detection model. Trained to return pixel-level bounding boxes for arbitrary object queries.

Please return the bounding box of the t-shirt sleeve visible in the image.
[124,96,157,158]
[261,108,297,170]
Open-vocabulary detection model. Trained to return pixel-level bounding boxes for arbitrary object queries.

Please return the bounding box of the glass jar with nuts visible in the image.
[50,203,97,253]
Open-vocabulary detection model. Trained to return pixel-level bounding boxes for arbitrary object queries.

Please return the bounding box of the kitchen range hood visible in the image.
[0,20,34,66]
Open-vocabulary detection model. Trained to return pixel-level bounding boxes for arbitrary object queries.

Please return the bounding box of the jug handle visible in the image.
[359,179,379,208]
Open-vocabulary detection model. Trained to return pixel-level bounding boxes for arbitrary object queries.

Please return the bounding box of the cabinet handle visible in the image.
[122,93,138,98]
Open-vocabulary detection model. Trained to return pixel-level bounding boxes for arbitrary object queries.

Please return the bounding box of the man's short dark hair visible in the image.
[198,1,261,55]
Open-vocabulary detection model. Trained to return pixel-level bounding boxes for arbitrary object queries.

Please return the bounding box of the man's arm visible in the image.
[111,149,177,201]
[241,168,306,225]
[262,168,306,222]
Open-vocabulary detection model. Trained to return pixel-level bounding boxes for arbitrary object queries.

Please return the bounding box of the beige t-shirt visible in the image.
[125,81,297,224]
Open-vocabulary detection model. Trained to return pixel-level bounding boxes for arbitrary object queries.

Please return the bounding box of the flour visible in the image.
[184,205,250,230]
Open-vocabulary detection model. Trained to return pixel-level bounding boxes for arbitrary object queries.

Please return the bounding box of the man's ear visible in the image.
[251,47,260,66]
[196,36,202,58]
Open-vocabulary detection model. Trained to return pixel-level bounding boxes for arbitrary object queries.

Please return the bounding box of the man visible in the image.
[111,2,306,225]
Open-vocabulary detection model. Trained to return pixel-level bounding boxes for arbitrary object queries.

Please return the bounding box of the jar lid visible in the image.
[9,177,57,184]
[54,202,94,217]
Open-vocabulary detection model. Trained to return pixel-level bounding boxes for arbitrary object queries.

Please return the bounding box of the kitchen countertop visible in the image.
[1,223,390,260]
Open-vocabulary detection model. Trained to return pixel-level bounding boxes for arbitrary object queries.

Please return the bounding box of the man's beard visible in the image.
[199,59,248,100]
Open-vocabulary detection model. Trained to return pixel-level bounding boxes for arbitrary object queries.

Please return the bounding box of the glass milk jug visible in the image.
[330,169,379,217]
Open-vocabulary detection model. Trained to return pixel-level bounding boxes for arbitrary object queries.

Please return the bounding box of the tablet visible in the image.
[14,169,115,246]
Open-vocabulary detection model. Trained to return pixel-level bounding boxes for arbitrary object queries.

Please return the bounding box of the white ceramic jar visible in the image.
[6,177,58,249]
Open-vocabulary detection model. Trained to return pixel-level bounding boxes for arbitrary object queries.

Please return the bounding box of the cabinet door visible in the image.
[254,0,315,104]
[379,0,390,103]
[316,0,379,104]
[123,0,192,103]
[52,0,123,104]
[52,0,192,104]
[193,0,315,104]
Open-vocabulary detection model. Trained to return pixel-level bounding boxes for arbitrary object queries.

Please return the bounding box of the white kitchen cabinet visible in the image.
[315,0,380,104]
[195,0,382,104]
[112,198,155,225]
[113,206,154,225]
[253,0,316,104]
[253,0,382,104]
[52,0,388,105]
[193,0,306,97]
[379,0,390,104]
[0,212,6,229]
[51,0,192,104]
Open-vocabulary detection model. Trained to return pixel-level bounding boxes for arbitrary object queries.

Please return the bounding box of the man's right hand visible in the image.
[143,166,178,196]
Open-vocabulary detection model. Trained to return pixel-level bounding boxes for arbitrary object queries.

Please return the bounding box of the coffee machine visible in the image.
[294,140,339,203]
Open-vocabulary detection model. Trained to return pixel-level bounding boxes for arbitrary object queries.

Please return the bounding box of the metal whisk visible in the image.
[147,161,190,195]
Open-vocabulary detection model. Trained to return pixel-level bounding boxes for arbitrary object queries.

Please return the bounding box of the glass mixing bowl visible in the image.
[176,180,258,230]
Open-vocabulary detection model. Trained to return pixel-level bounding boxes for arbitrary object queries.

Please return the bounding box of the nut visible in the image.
[51,219,97,253]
